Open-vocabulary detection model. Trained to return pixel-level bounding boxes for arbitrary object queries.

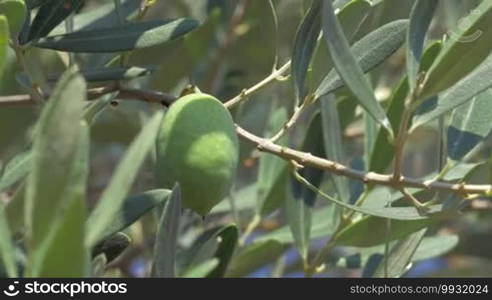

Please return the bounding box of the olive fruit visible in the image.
[156,93,239,216]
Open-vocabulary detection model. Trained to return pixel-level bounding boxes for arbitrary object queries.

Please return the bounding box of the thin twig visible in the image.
[116,88,176,105]
[392,103,413,183]
[392,73,427,183]
[267,0,280,71]
[0,86,176,106]
[0,86,116,105]
[400,187,426,210]
[269,97,312,143]
[305,237,337,277]
[224,60,291,108]
[239,214,261,246]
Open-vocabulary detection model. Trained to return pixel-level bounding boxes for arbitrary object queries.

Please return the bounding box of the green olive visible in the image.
[156,93,239,216]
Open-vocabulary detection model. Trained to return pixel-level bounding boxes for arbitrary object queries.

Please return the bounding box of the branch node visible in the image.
[300,152,312,165]
[457,182,469,198]
[422,179,434,190]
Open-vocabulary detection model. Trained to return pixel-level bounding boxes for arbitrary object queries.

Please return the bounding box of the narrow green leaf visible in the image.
[90,189,171,246]
[33,190,88,277]
[310,0,370,90]
[336,0,370,42]
[321,94,349,202]
[182,259,219,278]
[0,204,18,277]
[92,232,131,265]
[447,89,492,162]
[420,1,492,99]
[333,0,352,10]
[226,240,287,278]
[0,151,31,194]
[5,184,24,235]
[321,0,392,135]
[373,229,426,278]
[206,225,238,278]
[287,113,324,260]
[25,0,84,43]
[337,94,358,131]
[83,93,116,125]
[315,20,408,98]
[361,254,383,277]
[91,254,107,277]
[25,66,86,254]
[413,54,492,128]
[0,15,9,77]
[258,107,289,215]
[151,10,219,91]
[338,234,458,269]
[34,19,200,52]
[292,0,322,102]
[178,224,238,278]
[25,0,49,9]
[51,0,140,35]
[153,184,182,278]
[297,177,447,220]
[370,41,442,173]
[77,66,154,82]
[370,78,408,174]
[336,216,434,247]
[259,165,289,216]
[0,0,27,35]
[257,206,337,245]
[363,111,378,168]
[85,111,164,248]
[212,184,257,214]
[17,7,31,44]
[442,162,483,182]
[406,0,438,90]
[29,121,90,277]
[412,234,459,261]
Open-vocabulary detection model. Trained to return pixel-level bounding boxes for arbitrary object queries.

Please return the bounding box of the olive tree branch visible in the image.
[0,86,176,106]
[2,83,491,196]
[236,125,492,194]
[0,86,115,105]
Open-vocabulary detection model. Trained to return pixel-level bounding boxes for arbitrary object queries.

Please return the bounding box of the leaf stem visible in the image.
[238,214,261,246]
[392,73,426,188]
[269,97,312,143]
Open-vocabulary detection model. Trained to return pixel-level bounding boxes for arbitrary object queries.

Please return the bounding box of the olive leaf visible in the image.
[34,19,200,52]
[85,111,164,248]
[320,0,392,135]
[24,0,84,43]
